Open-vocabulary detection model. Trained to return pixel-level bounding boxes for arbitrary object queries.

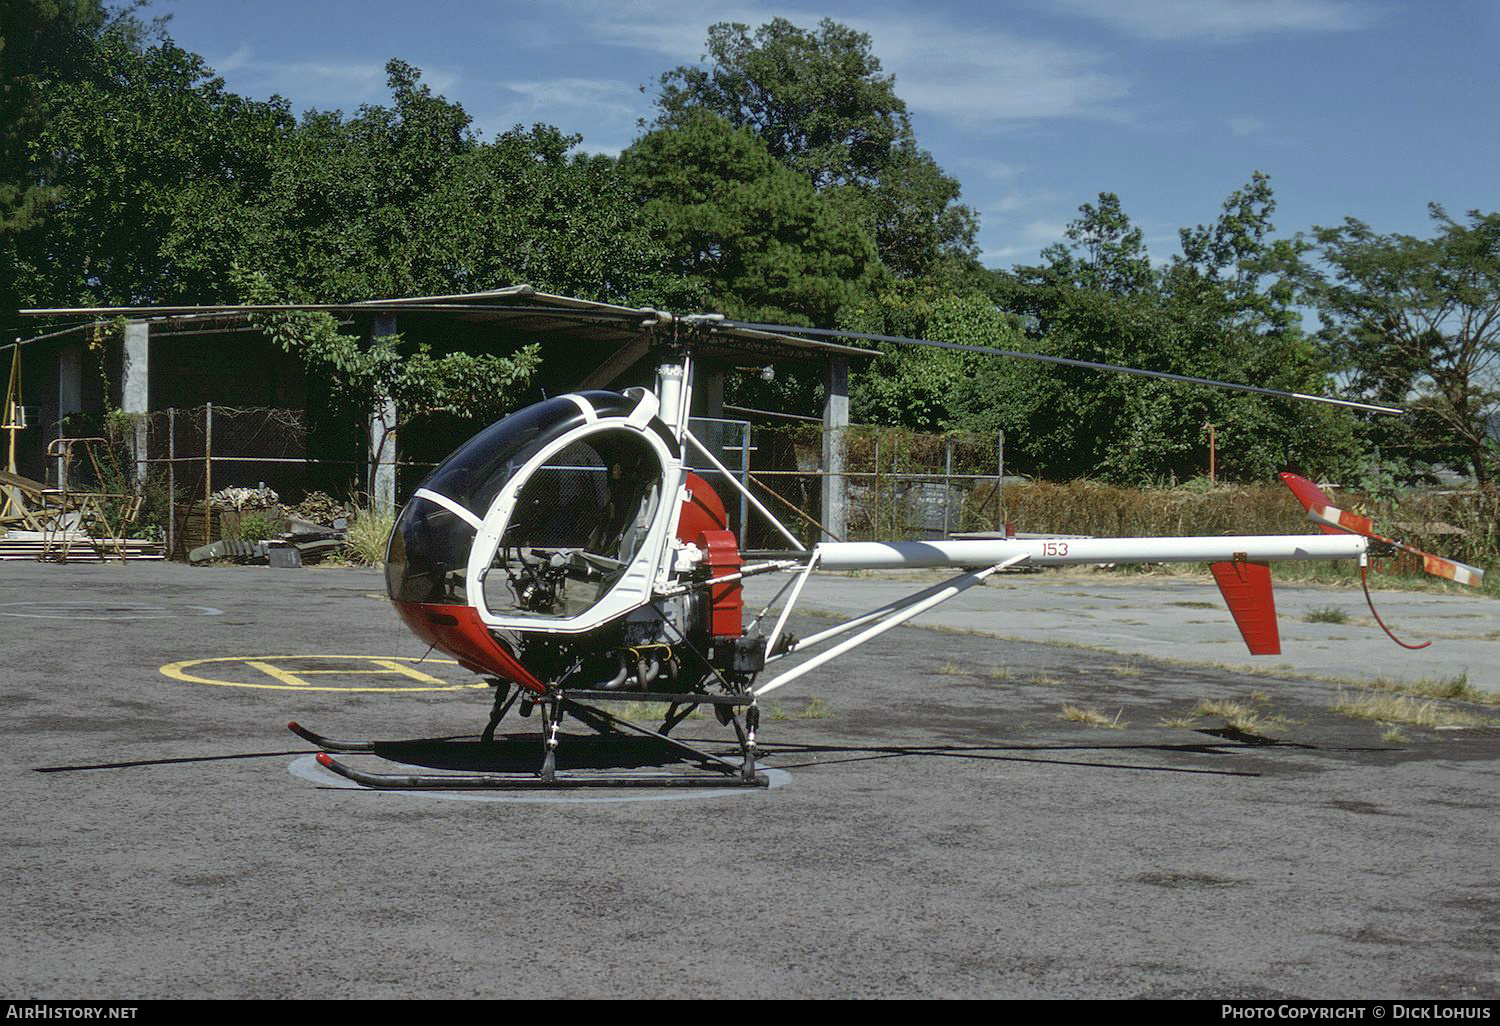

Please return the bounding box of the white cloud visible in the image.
[207,48,461,113]
[475,78,645,151]
[544,0,758,59]
[1044,0,1372,42]
[1228,115,1267,137]
[866,22,1131,125]
[547,3,1133,129]
[982,219,1070,263]
[982,184,1064,218]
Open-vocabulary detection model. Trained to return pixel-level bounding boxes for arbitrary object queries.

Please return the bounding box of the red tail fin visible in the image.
[1209,559,1281,655]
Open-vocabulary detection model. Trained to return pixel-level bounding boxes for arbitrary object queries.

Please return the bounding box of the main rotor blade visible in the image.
[721,319,1404,416]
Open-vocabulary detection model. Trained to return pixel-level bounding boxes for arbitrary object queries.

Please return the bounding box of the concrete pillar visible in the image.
[697,361,726,420]
[58,344,82,422]
[694,359,726,456]
[121,321,149,483]
[369,314,397,513]
[821,356,849,541]
[55,344,83,486]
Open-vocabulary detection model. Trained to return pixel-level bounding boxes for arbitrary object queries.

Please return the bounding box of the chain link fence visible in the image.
[689,419,1009,548]
[101,407,1493,577]
[138,405,360,558]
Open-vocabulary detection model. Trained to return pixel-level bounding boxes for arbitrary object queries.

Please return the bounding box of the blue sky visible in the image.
[156,0,1498,270]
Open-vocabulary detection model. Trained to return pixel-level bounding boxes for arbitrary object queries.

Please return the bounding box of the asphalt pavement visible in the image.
[0,561,1495,999]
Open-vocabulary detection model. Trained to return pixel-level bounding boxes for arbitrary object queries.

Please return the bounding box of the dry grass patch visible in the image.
[1362,671,1493,705]
[1060,704,1128,729]
[1303,605,1351,625]
[344,507,395,566]
[615,701,706,723]
[1332,690,1495,728]
[1191,697,1286,735]
[799,697,832,719]
[769,698,833,721]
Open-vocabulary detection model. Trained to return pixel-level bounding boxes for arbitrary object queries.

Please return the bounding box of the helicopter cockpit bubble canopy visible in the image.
[385,388,682,635]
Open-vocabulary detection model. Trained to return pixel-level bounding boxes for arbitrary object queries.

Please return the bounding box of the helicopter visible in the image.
[292,324,1485,790]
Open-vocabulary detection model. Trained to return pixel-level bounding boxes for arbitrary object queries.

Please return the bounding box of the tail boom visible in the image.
[812,534,1367,572]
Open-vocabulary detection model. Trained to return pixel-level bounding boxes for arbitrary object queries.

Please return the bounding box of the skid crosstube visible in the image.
[313,751,767,789]
[291,692,769,790]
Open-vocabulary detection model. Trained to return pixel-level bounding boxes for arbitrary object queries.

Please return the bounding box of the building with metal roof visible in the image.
[10,286,874,538]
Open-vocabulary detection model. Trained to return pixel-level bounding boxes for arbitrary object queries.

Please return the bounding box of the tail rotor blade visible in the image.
[1278,473,1484,588]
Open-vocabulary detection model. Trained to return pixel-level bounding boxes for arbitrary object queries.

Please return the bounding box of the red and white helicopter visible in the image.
[293,323,1485,789]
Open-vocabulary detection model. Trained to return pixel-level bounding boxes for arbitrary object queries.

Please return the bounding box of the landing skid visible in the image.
[291,686,768,790]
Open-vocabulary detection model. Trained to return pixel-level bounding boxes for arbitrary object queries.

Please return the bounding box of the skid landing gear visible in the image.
[291,686,768,790]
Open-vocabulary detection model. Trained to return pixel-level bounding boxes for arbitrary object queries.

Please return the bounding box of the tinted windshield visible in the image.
[386,392,674,610]
[480,428,662,619]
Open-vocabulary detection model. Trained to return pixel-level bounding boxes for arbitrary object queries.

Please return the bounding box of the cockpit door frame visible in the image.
[465,416,683,634]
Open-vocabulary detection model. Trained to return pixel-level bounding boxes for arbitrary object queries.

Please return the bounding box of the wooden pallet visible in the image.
[0,530,164,561]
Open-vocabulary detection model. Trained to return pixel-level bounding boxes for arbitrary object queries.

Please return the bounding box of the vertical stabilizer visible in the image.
[1209,559,1281,655]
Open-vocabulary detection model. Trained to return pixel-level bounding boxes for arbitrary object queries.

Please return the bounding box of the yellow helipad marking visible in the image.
[159,655,488,692]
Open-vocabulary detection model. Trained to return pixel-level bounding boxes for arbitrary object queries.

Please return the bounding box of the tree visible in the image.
[1302,205,1500,486]
[962,181,1356,484]
[1039,192,1153,296]
[246,61,691,310]
[12,29,291,308]
[841,284,1025,430]
[0,1,136,330]
[0,1,104,238]
[650,18,977,280]
[621,111,881,326]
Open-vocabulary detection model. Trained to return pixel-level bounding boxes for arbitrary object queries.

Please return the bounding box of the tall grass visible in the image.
[344,506,395,566]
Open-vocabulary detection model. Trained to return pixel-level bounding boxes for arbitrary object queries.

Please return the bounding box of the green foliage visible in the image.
[1300,205,1500,486]
[236,267,541,428]
[14,29,291,308]
[232,511,277,543]
[247,64,693,309]
[844,286,1025,429]
[0,1,106,237]
[13,47,690,314]
[1039,192,1153,296]
[0,2,162,329]
[622,111,881,326]
[650,17,976,282]
[969,177,1357,484]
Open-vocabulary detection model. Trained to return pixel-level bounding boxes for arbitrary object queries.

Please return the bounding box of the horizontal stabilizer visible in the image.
[1209,559,1281,655]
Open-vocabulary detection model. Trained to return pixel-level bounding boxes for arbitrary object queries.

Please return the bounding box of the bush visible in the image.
[233,512,279,543]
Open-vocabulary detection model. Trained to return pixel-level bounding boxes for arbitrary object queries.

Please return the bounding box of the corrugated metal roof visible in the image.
[16,285,876,365]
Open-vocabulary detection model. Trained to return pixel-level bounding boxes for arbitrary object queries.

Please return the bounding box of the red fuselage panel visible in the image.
[392,601,546,694]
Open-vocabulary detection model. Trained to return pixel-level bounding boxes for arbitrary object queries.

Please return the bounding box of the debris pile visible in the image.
[1,451,163,563]
[188,489,350,567]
